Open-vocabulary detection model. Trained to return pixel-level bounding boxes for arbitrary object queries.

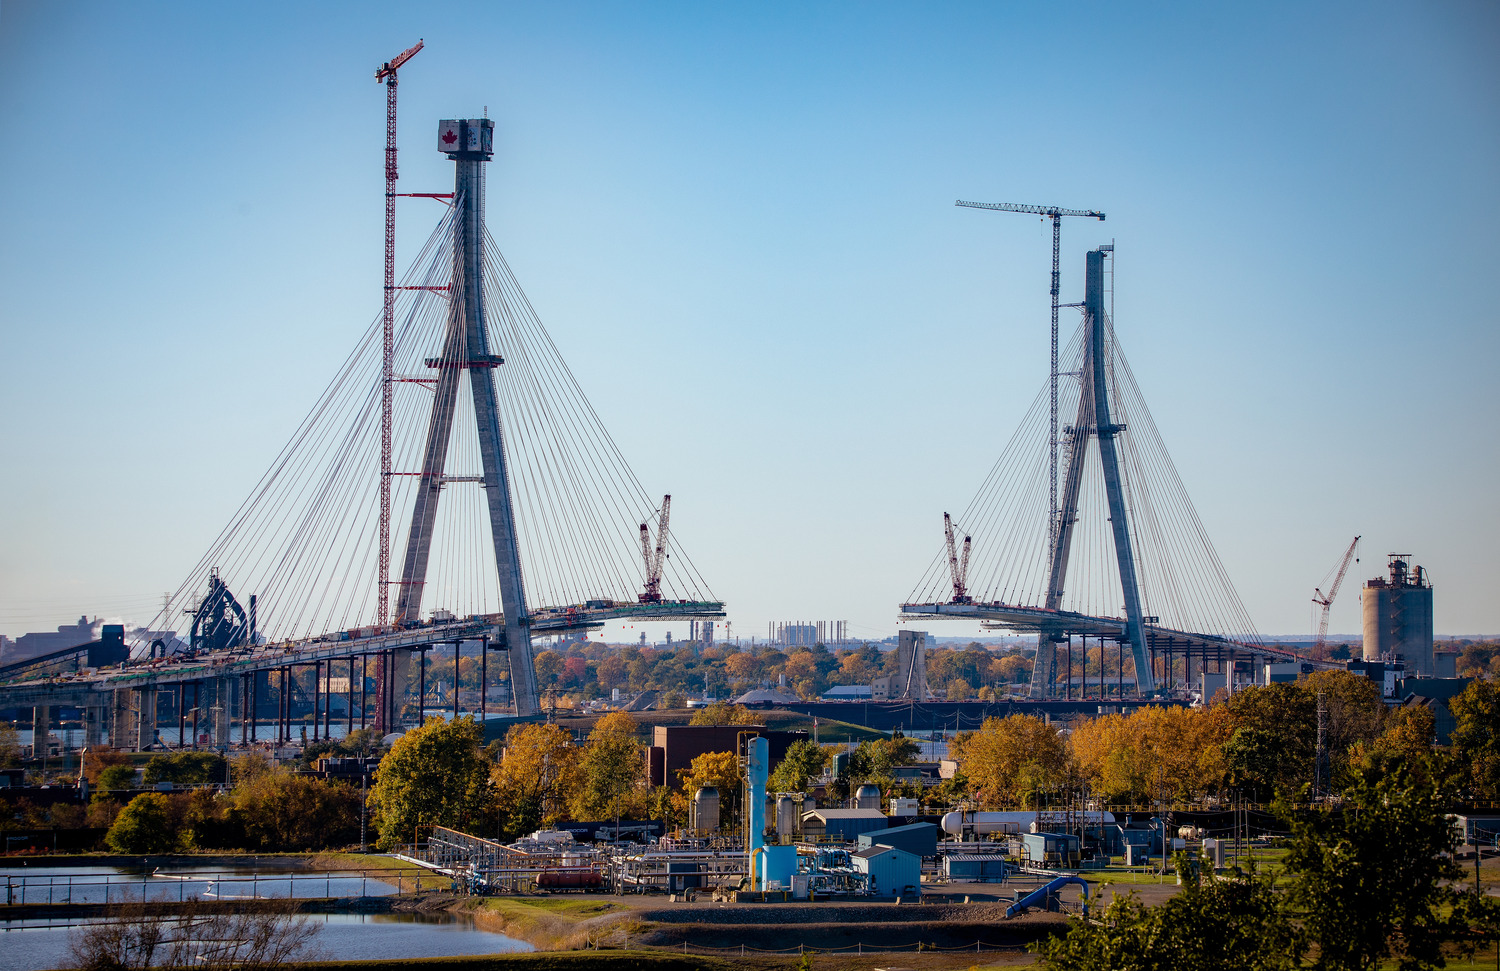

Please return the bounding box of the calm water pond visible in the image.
[0,912,532,971]
[0,865,401,906]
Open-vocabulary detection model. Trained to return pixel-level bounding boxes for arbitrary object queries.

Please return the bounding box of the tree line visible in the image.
[950,672,1500,809]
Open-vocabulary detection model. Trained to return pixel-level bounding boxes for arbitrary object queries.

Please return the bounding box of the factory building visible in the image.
[1362,554,1435,677]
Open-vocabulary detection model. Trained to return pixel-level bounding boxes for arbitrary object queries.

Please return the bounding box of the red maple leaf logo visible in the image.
[442,128,458,145]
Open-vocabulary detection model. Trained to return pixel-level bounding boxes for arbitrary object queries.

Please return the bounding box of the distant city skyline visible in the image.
[2,3,1497,640]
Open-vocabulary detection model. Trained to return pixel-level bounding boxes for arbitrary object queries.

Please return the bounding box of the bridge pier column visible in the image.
[215,676,232,748]
[137,687,157,751]
[389,649,412,730]
[32,705,50,762]
[111,688,134,751]
[83,705,104,749]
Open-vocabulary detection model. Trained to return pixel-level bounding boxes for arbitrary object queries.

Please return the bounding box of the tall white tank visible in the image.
[854,784,881,811]
[776,795,799,838]
[691,786,720,833]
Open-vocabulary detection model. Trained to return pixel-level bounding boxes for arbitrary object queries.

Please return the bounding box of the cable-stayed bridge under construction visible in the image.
[0,116,722,746]
[901,240,1308,700]
[0,156,1318,751]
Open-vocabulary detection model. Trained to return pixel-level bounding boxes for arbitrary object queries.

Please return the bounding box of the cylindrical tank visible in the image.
[1361,555,1434,677]
[691,786,720,833]
[939,810,1118,838]
[536,868,603,890]
[776,795,798,838]
[854,784,881,811]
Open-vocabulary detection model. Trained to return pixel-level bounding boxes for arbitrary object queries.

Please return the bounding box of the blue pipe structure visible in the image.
[1006,874,1090,918]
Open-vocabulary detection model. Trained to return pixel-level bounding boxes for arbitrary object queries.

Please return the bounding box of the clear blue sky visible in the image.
[2,1,1497,641]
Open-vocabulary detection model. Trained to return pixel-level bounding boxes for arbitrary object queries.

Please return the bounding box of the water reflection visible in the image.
[0,912,532,971]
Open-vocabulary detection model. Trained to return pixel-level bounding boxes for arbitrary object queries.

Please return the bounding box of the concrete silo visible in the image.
[1361,554,1434,677]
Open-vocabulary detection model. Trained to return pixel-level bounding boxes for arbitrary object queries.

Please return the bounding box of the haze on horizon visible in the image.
[1,2,1497,644]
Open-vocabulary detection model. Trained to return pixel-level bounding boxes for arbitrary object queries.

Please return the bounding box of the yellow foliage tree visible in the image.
[678,750,743,831]
[952,715,1069,808]
[1069,705,1233,804]
[491,722,580,840]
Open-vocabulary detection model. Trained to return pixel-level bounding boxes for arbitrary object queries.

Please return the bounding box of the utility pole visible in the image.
[955,200,1105,551]
[1315,690,1327,800]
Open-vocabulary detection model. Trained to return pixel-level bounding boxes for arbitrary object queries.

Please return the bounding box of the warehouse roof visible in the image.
[804,809,888,821]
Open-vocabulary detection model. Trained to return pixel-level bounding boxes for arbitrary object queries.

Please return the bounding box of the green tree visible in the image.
[106,793,178,853]
[1450,678,1500,803]
[571,712,645,824]
[142,751,227,786]
[1279,764,1497,970]
[768,739,829,793]
[1036,858,1299,970]
[98,764,137,791]
[368,716,493,850]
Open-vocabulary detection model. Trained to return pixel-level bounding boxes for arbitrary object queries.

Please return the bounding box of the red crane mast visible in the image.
[375,39,423,629]
[639,495,671,603]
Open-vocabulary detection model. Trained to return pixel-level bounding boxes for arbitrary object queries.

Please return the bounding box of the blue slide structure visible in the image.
[1005,875,1090,918]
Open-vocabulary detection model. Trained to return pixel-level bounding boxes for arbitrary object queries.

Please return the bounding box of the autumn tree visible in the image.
[0,722,19,768]
[368,716,493,850]
[491,722,579,840]
[228,769,361,851]
[678,750,743,831]
[570,712,646,825]
[689,702,758,726]
[81,748,133,788]
[953,715,1069,808]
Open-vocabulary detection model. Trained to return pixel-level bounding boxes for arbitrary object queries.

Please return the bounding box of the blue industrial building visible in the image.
[852,843,921,897]
[802,808,888,842]
[857,821,937,858]
[942,853,1009,883]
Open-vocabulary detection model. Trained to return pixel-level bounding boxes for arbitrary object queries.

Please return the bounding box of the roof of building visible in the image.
[734,687,800,705]
[806,808,888,821]
[852,843,914,860]
[944,853,1010,863]
[822,685,872,698]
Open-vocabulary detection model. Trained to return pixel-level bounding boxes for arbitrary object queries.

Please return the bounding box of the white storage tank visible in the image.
[776,795,799,839]
[691,786,720,833]
[854,784,881,811]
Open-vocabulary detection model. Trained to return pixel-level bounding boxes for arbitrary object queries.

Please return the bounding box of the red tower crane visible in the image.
[1312,535,1360,659]
[944,512,972,604]
[374,39,423,629]
[639,495,671,603]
